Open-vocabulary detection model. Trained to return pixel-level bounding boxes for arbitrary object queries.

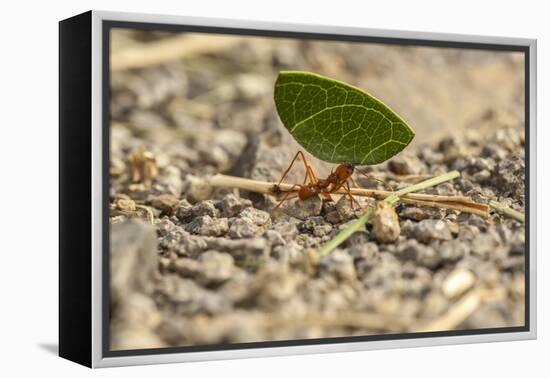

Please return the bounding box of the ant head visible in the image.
[335,163,355,179]
[343,163,355,175]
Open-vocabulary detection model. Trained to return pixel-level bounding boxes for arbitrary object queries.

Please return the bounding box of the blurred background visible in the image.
[110,29,524,180]
[112,32,525,130]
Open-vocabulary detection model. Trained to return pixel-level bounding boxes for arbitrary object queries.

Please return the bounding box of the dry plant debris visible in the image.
[127,145,159,188]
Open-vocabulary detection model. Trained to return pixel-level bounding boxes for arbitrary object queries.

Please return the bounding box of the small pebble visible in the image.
[239,207,271,226]
[175,200,194,223]
[399,206,429,221]
[442,269,476,298]
[198,251,235,285]
[218,194,252,218]
[182,174,213,203]
[438,239,469,263]
[388,155,426,175]
[192,200,219,218]
[185,215,228,237]
[397,239,441,269]
[410,219,452,244]
[282,195,323,220]
[150,194,180,215]
[319,250,356,282]
[263,229,286,247]
[228,218,260,239]
[335,196,357,222]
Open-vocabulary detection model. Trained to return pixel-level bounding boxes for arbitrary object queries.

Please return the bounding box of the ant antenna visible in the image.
[354,167,394,192]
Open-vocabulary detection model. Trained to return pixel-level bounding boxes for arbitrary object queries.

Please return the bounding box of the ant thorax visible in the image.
[317,177,332,189]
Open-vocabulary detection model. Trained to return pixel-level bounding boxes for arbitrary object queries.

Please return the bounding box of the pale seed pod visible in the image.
[372,202,401,243]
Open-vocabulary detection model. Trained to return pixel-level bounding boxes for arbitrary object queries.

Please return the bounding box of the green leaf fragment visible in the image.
[274,71,415,165]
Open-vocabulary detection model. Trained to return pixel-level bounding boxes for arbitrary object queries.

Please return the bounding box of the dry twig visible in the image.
[209,173,490,217]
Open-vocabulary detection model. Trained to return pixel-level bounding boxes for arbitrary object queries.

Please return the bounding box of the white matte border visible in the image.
[90,10,537,368]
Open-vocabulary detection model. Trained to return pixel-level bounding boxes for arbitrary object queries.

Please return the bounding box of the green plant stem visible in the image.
[318,170,460,256]
[489,200,525,223]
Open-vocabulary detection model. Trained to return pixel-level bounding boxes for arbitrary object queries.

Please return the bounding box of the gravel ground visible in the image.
[108,30,526,350]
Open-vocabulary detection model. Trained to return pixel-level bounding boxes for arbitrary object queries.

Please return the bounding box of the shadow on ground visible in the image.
[38,343,58,356]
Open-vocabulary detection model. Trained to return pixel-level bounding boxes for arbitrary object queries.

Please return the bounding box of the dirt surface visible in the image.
[108,30,526,350]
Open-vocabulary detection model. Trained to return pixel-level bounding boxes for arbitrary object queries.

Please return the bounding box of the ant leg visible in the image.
[307,165,335,203]
[329,180,361,209]
[345,181,362,209]
[305,164,320,186]
[271,186,300,212]
[275,150,315,191]
[276,151,304,187]
[345,181,354,208]
[295,151,318,184]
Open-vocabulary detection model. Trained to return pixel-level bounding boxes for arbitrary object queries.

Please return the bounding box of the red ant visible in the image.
[271,151,383,212]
